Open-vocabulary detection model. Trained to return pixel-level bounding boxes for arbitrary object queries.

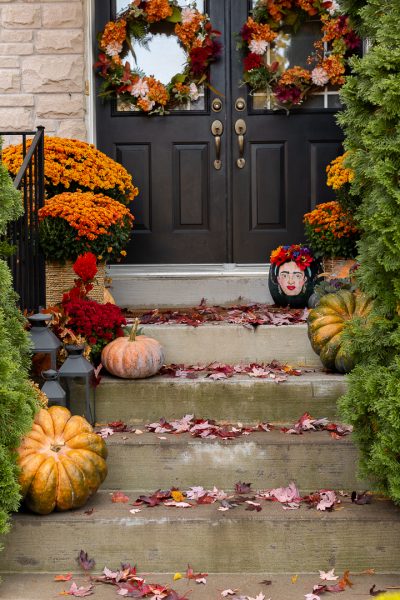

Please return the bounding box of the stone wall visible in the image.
[0,0,90,143]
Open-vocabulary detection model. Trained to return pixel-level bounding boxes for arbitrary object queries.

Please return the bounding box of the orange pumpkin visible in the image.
[101,319,165,379]
[18,405,108,515]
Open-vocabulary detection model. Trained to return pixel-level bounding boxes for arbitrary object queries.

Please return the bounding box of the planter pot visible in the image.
[45,261,106,307]
[322,258,357,279]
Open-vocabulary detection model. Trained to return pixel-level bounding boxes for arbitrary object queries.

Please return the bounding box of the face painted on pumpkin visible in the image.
[277,260,306,296]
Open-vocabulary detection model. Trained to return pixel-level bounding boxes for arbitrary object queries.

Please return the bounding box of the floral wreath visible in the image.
[95,0,221,115]
[270,244,314,270]
[239,0,361,110]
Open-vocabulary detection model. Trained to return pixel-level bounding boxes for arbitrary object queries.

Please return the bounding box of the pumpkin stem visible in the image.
[129,318,140,342]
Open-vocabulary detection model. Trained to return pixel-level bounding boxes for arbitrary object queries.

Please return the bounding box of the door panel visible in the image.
[95,0,344,264]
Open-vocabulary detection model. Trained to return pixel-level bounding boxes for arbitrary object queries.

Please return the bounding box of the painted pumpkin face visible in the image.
[277,261,306,296]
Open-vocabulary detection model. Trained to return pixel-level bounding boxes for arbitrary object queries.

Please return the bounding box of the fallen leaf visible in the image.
[259,580,272,585]
[235,481,252,494]
[135,429,143,435]
[339,569,353,589]
[76,550,95,572]
[370,584,386,596]
[112,491,130,503]
[171,490,186,503]
[247,594,266,600]
[319,568,338,581]
[360,568,375,575]
[221,590,238,596]
[61,582,94,597]
[291,575,298,584]
[55,573,73,581]
[304,594,321,600]
[129,508,141,514]
[351,490,372,504]
[164,501,192,508]
[185,565,208,583]
[173,573,183,581]
[316,490,337,511]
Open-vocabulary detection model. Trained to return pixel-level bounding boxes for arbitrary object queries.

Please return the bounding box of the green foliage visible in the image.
[0,144,39,545]
[337,0,400,502]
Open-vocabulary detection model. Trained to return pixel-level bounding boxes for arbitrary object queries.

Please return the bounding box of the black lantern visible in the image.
[28,313,61,370]
[41,369,66,407]
[58,345,95,424]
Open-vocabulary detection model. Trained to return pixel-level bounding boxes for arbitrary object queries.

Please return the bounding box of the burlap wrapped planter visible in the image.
[45,261,106,307]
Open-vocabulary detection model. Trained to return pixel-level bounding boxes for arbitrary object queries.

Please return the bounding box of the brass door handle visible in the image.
[211,120,223,170]
[235,118,247,169]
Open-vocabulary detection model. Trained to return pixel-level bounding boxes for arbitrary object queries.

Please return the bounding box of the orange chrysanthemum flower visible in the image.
[279,66,311,86]
[326,152,354,190]
[2,137,138,205]
[322,55,345,85]
[147,77,169,106]
[145,0,173,23]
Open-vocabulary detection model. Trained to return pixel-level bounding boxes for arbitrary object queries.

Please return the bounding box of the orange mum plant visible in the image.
[303,201,359,259]
[2,136,138,205]
[38,191,134,263]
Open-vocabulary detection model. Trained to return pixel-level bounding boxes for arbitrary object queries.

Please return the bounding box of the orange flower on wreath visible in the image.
[145,0,173,23]
[147,77,169,106]
[175,13,204,47]
[322,54,345,85]
[279,66,311,86]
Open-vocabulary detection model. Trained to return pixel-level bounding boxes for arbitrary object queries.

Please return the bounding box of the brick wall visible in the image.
[0,0,90,142]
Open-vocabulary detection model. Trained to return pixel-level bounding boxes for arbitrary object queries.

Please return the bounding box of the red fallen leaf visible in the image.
[111,491,130,503]
[370,584,386,596]
[136,489,172,507]
[339,570,353,589]
[351,490,372,505]
[76,550,95,572]
[84,508,94,516]
[54,573,73,581]
[196,494,216,505]
[245,502,262,512]
[235,481,252,494]
[186,564,208,582]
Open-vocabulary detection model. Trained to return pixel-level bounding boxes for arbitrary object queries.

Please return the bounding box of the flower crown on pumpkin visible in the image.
[270,244,314,270]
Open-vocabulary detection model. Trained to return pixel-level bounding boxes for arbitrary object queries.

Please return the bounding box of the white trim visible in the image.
[84,0,96,144]
[108,263,270,279]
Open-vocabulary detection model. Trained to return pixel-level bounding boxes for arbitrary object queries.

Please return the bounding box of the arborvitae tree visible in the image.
[337,1,400,502]
[0,143,39,544]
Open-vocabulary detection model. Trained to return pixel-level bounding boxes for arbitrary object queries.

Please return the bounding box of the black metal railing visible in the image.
[0,126,45,311]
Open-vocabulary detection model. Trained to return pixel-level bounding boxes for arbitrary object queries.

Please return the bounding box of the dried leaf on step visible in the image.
[291,575,298,584]
[319,569,338,581]
[304,594,321,600]
[129,508,141,514]
[247,593,267,600]
[235,481,252,494]
[171,490,185,502]
[351,490,372,504]
[111,491,130,503]
[54,573,73,581]
[338,570,353,589]
[370,584,386,596]
[173,573,183,581]
[164,501,192,508]
[221,590,238,596]
[185,565,208,583]
[84,508,94,516]
[76,550,95,572]
[259,580,272,586]
[60,582,94,596]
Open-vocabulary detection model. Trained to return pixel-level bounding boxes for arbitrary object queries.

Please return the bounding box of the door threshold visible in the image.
[107,263,269,278]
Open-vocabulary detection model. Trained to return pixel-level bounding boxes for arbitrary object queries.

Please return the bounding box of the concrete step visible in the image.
[1,491,399,574]
[108,263,272,309]
[2,572,400,600]
[71,372,347,424]
[103,431,369,492]
[137,323,322,367]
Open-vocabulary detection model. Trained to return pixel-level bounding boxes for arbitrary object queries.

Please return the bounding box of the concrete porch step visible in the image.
[138,323,322,367]
[2,572,400,600]
[1,492,399,573]
[71,371,347,424]
[104,431,368,492]
[108,263,272,309]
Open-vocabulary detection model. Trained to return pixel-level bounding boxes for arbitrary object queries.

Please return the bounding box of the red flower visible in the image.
[73,252,98,282]
[243,53,263,71]
[273,84,302,105]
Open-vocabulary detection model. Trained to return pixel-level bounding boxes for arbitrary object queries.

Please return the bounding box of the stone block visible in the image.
[0,43,34,55]
[0,29,33,42]
[2,5,41,28]
[0,70,21,93]
[41,4,83,28]
[0,94,34,107]
[21,56,84,93]
[35,30,84,54]
[56,119,87,140]
[0,57,20,68]
[0,107,33,131]
[36,93,84,118]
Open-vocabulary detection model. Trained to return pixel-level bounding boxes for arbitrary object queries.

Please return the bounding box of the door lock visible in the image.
[235,97,246,111]
[212,98,222,112]
[235,119,247,169]
[211,119,224,170]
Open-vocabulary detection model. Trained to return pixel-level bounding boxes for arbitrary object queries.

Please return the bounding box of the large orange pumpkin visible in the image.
[18,405,108,514]
[308,289,373,373]
[101,319,164,379]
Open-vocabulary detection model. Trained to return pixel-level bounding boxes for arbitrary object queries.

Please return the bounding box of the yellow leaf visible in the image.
[171,490,185,503]
[291,575,298,584]
[173,572,183,581]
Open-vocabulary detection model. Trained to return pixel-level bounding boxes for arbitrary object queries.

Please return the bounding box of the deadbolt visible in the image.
[235,97,246,111]
[212,98,222,112]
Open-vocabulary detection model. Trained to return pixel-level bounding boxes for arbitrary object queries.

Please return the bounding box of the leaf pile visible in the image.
[159,361,302,382]
[127,302,308,328]
[281,413,353,438]
[304,569,353,599]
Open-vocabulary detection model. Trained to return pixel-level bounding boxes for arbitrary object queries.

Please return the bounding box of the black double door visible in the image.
[95,1,342,264]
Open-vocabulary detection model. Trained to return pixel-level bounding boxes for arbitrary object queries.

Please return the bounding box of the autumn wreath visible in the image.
[238,0,361,110]
[95,0,221,115]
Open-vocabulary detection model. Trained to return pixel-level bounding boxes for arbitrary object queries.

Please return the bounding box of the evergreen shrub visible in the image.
[0,142,39,546]
[337,1,400,502]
